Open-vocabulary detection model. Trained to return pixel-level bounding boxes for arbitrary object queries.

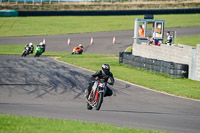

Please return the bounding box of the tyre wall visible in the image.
[18,8,200,16]
[132,43,200,81]
[119,52,189,78]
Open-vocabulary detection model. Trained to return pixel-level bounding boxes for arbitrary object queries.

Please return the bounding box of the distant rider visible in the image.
[24,44,30,52]
[21,44,30,57]
[72,44,84,54]
[85,64,114,98]
[166,31,173,46]
[29,42,34,54]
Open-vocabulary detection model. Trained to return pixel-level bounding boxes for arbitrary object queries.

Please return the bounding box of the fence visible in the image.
[0,0,198,5]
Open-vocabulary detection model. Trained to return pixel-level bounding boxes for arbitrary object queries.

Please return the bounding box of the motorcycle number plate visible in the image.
[99,83,105,88]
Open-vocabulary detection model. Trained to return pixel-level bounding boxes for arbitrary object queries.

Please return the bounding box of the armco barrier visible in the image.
[119,52,189,78]
[18,8,200,16]
[0,10,18,17]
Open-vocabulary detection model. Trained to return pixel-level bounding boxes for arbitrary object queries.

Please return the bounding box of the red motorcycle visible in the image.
[86,79,106,111]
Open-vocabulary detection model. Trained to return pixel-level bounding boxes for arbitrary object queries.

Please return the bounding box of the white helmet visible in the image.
[29,42,33,47]
[40,42,43,45]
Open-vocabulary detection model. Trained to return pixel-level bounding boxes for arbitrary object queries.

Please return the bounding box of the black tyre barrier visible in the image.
[174,63,189,70]
[119,52,123,63]
[18,8,200,16]
[119,52,189,78]
[130,62,136,67]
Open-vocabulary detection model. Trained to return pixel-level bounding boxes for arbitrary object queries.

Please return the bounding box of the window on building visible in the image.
[155,23,163,38]
[146,22,154,37]
[138,22,145,37]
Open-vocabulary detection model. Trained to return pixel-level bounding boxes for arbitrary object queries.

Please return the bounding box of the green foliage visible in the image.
[0,14,200,37]
[0,114,166,133]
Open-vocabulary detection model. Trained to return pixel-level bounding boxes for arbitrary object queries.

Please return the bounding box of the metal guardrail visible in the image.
[0,10,18,16]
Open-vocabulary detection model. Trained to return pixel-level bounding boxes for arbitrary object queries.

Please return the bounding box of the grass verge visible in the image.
[0,14,200,37]
[58,53,200,100]
[0,44,199,100]
[0,114,166,133]
[176,35,200,47]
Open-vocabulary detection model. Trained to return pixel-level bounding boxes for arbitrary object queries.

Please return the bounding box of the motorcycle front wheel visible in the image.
[87,103,93,110]
[95,92,103,111]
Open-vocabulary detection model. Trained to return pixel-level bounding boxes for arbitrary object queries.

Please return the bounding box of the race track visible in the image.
[0,27,200,133]
[1,27,200,54]
[0,55,200,133]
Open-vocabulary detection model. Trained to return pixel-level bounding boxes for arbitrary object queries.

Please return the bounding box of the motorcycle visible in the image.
[21,47,29,57]
[29,46,34,54]
[86,78,106,111]
[35,45,43,57]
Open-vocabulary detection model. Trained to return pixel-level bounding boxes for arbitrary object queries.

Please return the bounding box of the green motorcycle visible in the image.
[34,45,43,57]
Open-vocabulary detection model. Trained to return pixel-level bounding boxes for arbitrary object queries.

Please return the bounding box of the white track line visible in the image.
[54,58,200,102]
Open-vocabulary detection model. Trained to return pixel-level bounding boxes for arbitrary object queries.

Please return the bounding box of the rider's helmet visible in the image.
[40,42,43,45]
[29,42,33,47]
[102,64,110,75]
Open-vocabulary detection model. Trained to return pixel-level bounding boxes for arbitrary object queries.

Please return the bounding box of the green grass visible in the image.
[58,53,200,100]
[0,114,166,133]
[0,45,23,54]
[176,35,200,47]
[0,44,200,99]
[125,46,132,52]
[0,14,200,37]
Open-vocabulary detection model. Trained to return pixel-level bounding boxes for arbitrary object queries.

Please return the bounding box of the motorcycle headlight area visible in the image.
[98,83,105,87]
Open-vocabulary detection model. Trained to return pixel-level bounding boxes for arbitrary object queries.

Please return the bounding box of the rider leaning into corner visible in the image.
[85,64,114,98]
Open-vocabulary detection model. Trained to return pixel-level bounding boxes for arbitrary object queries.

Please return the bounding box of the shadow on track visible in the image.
[0,55,90,99]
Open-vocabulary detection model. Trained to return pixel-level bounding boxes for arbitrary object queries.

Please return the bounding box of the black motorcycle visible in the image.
[29,46,34,54]
[21,47,29,57]
[86,78,106,110]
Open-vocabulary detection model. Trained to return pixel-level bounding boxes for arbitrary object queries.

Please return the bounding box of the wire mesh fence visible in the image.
[0,0,192,5]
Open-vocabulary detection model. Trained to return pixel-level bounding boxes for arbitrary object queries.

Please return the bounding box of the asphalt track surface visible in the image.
[0,55,200,133]
[0,27,200,133]
[1,27,200,54]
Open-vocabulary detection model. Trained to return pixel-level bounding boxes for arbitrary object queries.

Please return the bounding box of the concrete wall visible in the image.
[195,45,200,81]
[132,43,200,81]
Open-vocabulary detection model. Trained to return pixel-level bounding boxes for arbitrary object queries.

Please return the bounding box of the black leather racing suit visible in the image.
[87,70,114,97]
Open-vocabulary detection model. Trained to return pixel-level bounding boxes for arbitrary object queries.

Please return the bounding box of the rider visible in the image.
[22,44,30,56]
[29,42,34,54]
[85,64,114,98]
[72,44,84,54]
[24,44,30,52]
[166,31,173,46]
[78,44,84,54]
